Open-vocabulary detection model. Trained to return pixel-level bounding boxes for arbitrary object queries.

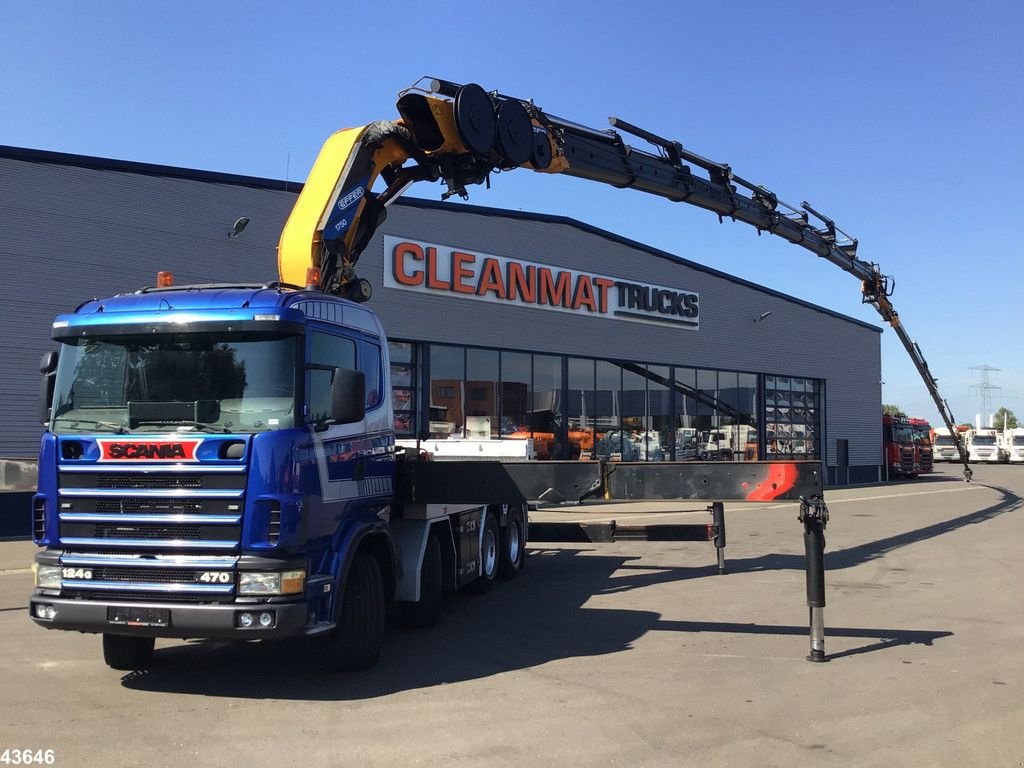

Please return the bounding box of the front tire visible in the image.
[327,552,386,671]
[102,634,154,670]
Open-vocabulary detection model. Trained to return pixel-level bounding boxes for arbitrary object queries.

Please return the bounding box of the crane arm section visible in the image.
[277,76,971,480]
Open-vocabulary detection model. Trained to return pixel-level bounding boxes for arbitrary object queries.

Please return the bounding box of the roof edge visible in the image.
[0,144,297,192]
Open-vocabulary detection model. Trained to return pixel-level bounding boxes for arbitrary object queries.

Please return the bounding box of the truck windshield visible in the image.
[1015,436,1024,446]
[892,425,913,443]
[51,332,298,435]
[972,435,996,446]
[934,436,955,446]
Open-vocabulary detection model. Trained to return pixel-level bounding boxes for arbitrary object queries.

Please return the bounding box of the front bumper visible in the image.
[28,595,311,639]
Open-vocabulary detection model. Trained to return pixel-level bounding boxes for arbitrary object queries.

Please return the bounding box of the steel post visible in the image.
[709,502,726,574]
[800,496,829,662]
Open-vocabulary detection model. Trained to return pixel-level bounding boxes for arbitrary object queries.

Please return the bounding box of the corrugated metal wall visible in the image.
[0,152,882,472]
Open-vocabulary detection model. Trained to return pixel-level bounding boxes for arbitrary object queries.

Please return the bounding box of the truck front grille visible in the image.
[96,473,203,489]
[91,566,209,583]
[900,450,915,474]
[56,464,247,601]
[89,523,205,540]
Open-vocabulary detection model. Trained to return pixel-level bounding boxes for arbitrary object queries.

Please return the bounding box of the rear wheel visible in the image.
[499,505,526,579]
[400,534,443,628]
[326,552,386,671]
[102,634,154,670]
[467,511,500,594]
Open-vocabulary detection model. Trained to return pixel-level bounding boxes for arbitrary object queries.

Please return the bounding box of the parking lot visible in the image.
[1,463,1022,767]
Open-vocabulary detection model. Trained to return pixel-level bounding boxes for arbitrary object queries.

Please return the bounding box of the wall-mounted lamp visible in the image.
[228,217,250,238]
[754,311,774,323]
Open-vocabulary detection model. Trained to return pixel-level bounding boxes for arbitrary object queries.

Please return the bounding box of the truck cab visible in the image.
[909,418,933,474]
[29,280,504,671]
[882,414,916,479]
[966,428,1004,464]
[1004,428,1024,463]
[930,427,958,463]
[31,280,528,671]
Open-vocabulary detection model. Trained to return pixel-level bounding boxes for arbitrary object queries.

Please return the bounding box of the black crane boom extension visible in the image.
[303,76,972,480]
[513,88,971,479]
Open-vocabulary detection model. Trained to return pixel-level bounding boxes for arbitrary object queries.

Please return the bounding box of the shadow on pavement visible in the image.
[737,483,1021,575]
[119,546,952,700]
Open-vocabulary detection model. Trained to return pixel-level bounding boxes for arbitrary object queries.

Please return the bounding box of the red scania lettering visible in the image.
[99,440,200,462]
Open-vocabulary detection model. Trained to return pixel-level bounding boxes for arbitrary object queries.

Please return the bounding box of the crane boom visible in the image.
[277,76,971,480]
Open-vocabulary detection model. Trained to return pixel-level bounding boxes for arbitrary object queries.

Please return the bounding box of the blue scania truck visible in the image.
[29,280,530,670]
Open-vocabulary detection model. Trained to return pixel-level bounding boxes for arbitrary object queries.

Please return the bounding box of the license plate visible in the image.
[107,607,169,627]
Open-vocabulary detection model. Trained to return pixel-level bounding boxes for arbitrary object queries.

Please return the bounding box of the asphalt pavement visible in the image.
[1,463,1021,767]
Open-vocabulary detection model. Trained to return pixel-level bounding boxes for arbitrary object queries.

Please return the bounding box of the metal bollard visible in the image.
[709,502,726,574]
[799,496,829,662]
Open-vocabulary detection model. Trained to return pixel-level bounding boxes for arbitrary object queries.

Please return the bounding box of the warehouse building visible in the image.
[0,145,883,505]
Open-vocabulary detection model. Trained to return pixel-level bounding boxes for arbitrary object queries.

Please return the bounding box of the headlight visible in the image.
[238,570,305,596]
[35,564,62,590]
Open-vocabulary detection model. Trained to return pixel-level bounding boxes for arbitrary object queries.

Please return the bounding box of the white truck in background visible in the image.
[930,426,958,463]
[966,427,1005,464]
[1001,427,1024,463]
[701,424,758,461]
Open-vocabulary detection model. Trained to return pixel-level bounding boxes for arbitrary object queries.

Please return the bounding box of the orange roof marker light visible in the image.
[156,271,174,288]
[305,267,322,290]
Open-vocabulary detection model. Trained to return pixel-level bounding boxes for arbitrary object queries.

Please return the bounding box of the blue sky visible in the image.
[3,0,1022,427]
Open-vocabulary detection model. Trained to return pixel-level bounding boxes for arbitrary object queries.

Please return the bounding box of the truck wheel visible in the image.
[102,634,154,670]
[467,511,500,594]
[327,552,386,671]
[400,534,443,628]
[499,506,526,580]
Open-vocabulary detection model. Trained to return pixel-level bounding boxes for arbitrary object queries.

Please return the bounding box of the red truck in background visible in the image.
[909,417,933,475]
[883,414,918,479]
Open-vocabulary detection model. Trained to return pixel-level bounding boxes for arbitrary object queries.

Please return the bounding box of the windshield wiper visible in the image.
[52,417,128,434]
[130,420,229,434]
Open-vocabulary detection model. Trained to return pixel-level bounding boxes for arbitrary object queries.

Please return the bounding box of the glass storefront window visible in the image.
[429,345,464,438]
[647,365,672,462]
[673,367,698,460]
[765,375,821,459]
[532,354,564,459]
[595,361,623,460]
[388,341,416,436]
[695,369,718,458]
[499,351,531,442]
[621,364,649,461]
[567,357,595,459]
[390,339,819,467]
[737,372,759,460]
[466,348,499,438]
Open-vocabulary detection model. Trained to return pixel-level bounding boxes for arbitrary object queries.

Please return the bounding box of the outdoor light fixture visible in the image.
[228,217,250,238]
[754,311,774,323]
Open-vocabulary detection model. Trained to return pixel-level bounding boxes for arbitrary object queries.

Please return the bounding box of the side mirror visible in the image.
[40,351,59,375]
[331,368,365,425]
[39,350,59,427]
